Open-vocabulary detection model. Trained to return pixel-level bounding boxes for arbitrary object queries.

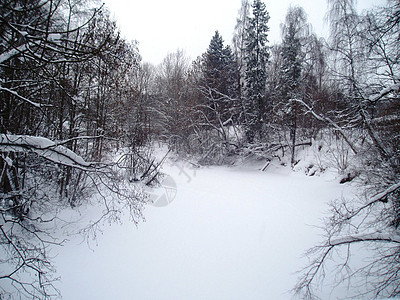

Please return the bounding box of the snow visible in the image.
[369,84,400,101]
[0,134,92,169]
[331,232,400,245]
[0,44,27,64]
[0,86,43,108]
[368,181,400,205]
[48,33,62,42]
[53,150,350,299]
[4,156,12,166]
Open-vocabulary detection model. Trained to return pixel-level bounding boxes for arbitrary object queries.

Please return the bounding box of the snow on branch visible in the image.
[336,181,400,224]
[0,44,27,64]
[369,84,400,102]
[368,181,400,205]
[0,86,47,108]
[330,232,400,246]
[0,134,97,170]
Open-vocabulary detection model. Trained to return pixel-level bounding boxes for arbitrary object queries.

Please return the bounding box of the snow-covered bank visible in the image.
[54,157,349,299]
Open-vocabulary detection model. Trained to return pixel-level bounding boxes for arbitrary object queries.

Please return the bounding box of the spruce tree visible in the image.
[204,31,225,91]
[202,31,238,122]
[279,7,306,166]
[244,0,270,142]
[280,7,304,99]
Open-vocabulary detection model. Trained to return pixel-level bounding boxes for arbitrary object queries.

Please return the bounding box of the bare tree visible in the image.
[189,86,241,164]
[233,0,251,102]
[295,1,400,298]
[153,50,192,152]
[0,1,153,298]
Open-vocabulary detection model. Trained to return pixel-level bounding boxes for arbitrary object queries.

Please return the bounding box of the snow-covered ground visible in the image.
[54,150,351,299]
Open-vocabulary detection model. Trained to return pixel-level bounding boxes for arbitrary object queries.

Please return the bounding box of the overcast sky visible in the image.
[103,0,385,65]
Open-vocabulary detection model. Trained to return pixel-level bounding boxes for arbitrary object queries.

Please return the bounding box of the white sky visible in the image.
[103,0,385,65]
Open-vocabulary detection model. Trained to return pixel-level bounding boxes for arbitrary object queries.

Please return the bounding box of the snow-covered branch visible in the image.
[369,84,400,102]
[0,44,28,64]
[330,232,400,246]
[337,181,400,223]
[369,181,400,204]
[0,86,47,108]
[0,134,97,171]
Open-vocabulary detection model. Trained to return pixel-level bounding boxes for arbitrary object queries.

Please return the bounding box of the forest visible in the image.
[0,0,399,298]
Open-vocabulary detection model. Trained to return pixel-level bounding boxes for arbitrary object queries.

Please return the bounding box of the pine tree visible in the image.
[244,0,270,142]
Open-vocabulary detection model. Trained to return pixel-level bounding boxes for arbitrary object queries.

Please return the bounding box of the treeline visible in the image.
[0,0,399,298]
[146,0,399,169]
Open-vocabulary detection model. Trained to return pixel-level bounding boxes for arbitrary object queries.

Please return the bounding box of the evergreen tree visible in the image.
[202,31,238,122]
[279,7,305,166]
[204,31,225,91]
[280,22,302,99]
[244,0,270,142]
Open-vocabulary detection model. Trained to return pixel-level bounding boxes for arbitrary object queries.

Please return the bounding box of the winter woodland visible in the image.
[0,0,399,299]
